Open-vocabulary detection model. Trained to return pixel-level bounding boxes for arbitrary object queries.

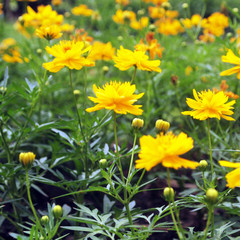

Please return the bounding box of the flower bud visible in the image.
[102,66,109,73]
[163,187,175,202]
[182,3,189,9]
[137,9,145,16]
[149,24,156,32]
[99,159,108,168]
[118,36,123,41]
[162,2,171,10]
[199,160,208,171]
[53,205,63,219]
[73,89,80,95]
[19,152,36,169]
[132,118,144,129]
[206,188,218,204]
[226,32,233,38]
[233,8,239,13]
[155,119,170,132]
[41,215,49,225]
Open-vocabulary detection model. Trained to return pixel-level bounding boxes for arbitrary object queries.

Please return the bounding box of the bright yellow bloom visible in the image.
[35,25,62,40]
[220,49,240,79]
[219,160,240,188]
[86,81,144,115]
[157,18,184,36]
[113,46,161,72]
[112,9,136,24]
[22,5,63,28]
[135,131,198,171]
[130,17,149,30]
[43,40,95,73]
[60,24,75,33]
[182,89,235,121]
[88,41,115,61]
[72,4,94,16]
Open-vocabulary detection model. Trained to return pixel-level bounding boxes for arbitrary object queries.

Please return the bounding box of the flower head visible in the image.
[219,160,240,188]
[86,81,144,115]
[113,46,161,72]
[220,49,240,79]
[181,89,235,121]
[42,40,95,72]
[72,4,94,16]
[35,25,62,40]
[135,131,199,171]
[19,152,36,168]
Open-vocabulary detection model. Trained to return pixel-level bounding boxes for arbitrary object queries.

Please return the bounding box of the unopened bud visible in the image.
[182,3,189,9]
[41,215,49,225]
[199,160,208,171]
[226,32,233,38]
[162,2,171,10]
[102,66,109,73]
[137,9,145,16]
[206,188,218,204]
[163,187,174,202]
[73,89,80,95]
[99,159,107,168]
[19,152,36,169]
[132,118,144,129]
[149,24,156,32]
[155,119,170,132]
[118,36,123,41]
[36,48,42,54]
[53,205,63,219]
[233,8,239,13]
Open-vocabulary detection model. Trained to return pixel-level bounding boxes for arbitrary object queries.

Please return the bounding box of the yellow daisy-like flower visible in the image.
[220,49,240,79]
[135,131,198,171]
[86,81,144,115]
[42,40,95,73]
[113,46,161,72]
[35,25,62,40]
[219,160,240,188]
[181,89,235,121]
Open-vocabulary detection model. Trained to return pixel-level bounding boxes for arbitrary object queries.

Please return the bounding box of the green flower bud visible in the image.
[99,159,108,168]
[182,3,189,9]
[199,160,208,171]
[102,66,109,73]
[206,188,218,204]
[163,187,175,202]
[53,205,63,219]
[41,215,49,225]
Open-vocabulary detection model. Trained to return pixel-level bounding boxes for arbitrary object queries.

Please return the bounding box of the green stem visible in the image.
[69,69,86,142]
[203,206,213,240]
[167,168,184,240]
[131,66,137,84]
[25,170,44,235]
[0,120,11,163]
[207,119,214,182]
[136,169,146,187]
[126,132,137,186]
[113,112,124,182]
[202,171,207,189]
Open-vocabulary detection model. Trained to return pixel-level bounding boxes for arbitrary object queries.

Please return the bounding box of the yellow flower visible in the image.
[52,0,62,6]
[88,41,115,61]
[182,89,235,121]
[86,81,144,115]
[219,160,240,188]
[35,25,62,40]
[113,46,161,72]
[112,9,136,24]
[72,4,94,16]
[220,49,240,79]
[22,5,63,28]
[130,17,149,30]
[42,40,95,73]
[135,131,198,171]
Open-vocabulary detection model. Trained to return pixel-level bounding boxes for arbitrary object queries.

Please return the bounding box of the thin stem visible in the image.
[167,168,184,240]
[131,66,137,84]
[113,112,124,182]
[136,169,146,187]
[126,133,137,186]
[202,171,207,189]
[69,69,86,142]
[25,170,44,235]
[0,120,11,163]
[203,206,213,240]
[125,200,133,226]
[207,119,214,182]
